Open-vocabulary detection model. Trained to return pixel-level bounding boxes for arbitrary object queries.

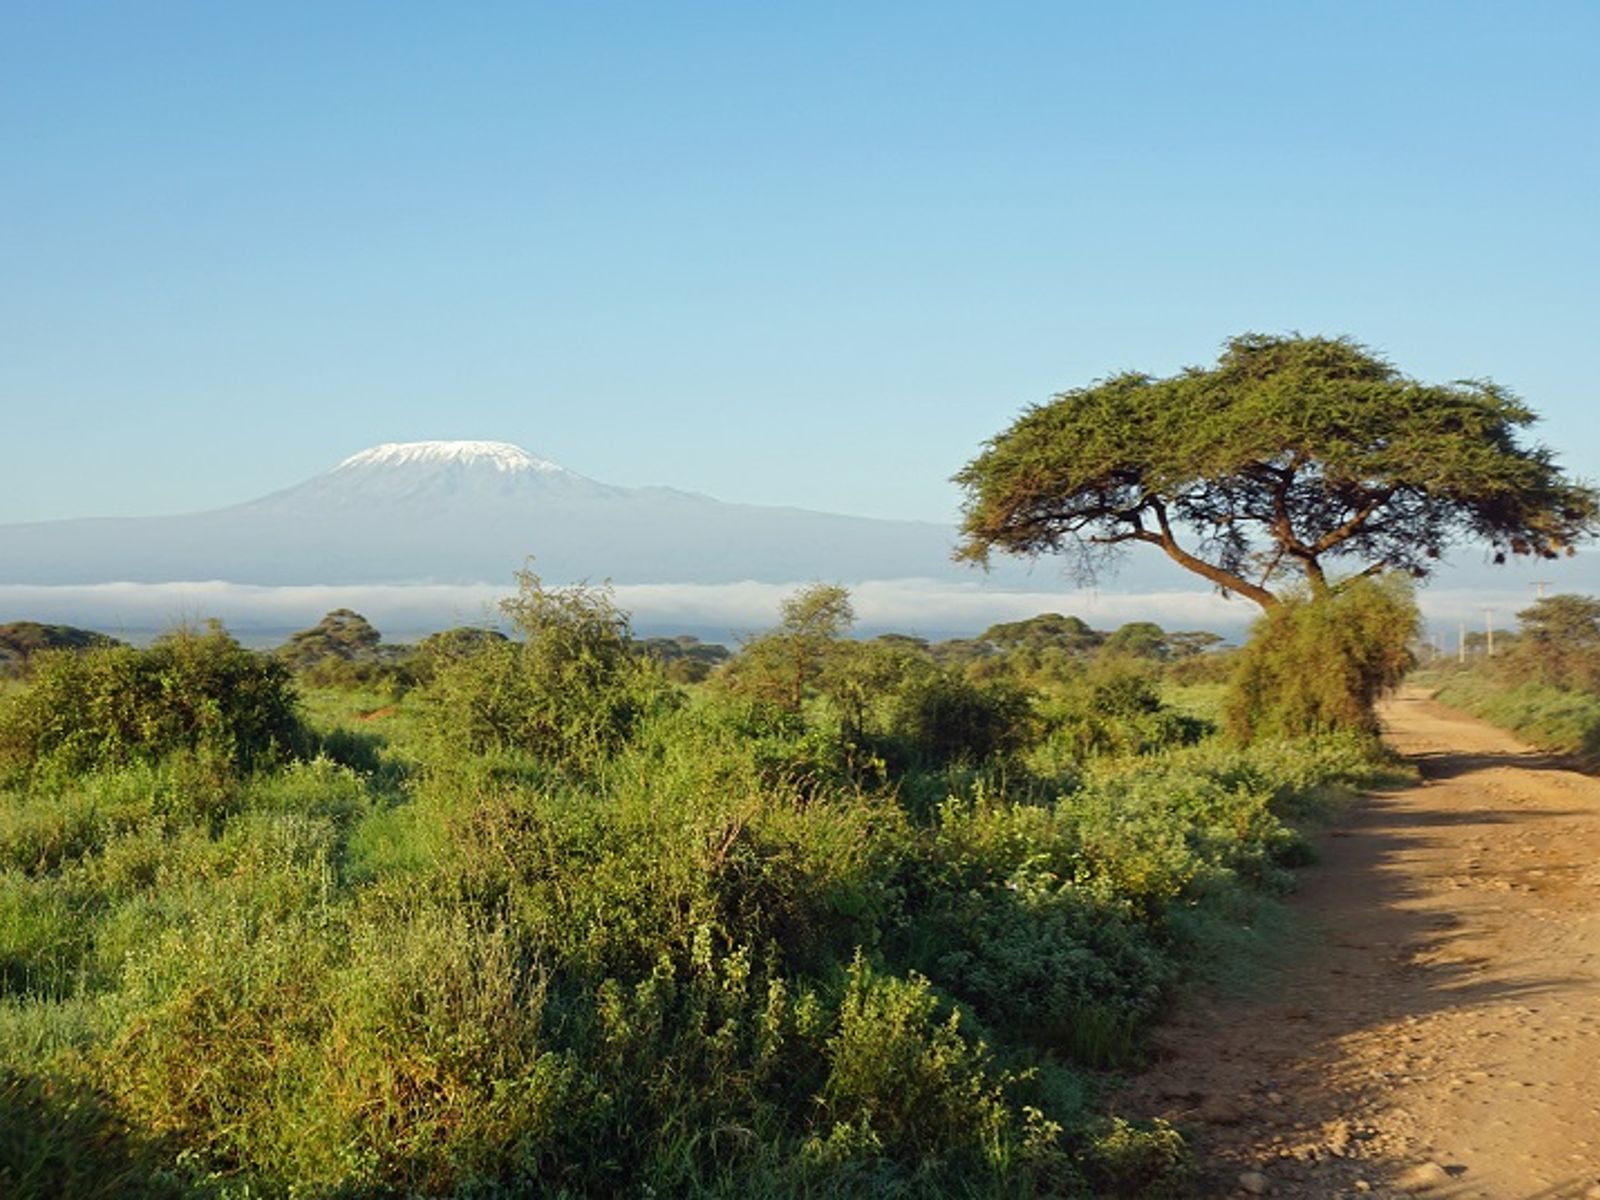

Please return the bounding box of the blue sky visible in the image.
[4,1,1598,528]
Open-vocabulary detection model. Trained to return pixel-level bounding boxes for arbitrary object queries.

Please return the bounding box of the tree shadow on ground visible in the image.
[1119,738,1600,1199]
[1408,748,1575,781]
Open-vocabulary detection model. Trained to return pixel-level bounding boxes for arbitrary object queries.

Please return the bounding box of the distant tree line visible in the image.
[0,605,1231,694]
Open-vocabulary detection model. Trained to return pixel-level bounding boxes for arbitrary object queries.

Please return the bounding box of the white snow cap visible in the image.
[336,441,564,474]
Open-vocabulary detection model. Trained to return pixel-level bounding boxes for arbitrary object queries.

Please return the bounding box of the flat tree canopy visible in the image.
[955,334,1597,608]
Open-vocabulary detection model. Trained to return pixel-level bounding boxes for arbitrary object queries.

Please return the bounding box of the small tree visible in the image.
[1101,622,1169,661]
[423,566,672,769]
[279,609,383,666]
[723,583,855,712]
[981,613,1104,656]
[1510,594,1600,690]
[1165,631,1224,660]
[0,622,121,677]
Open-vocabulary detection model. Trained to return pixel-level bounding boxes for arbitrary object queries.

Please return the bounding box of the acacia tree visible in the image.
[956,334,1597,607]
[724,583,855,711]
[1511,593,1600,689]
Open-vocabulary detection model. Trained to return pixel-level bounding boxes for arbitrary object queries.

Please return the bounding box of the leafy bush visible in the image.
[881,669,1032,768]
[420,568,677,772]
[0,623,301,778]
[1225,576,1417,741]
[1032,667,1207,765]
[1078,1116,1191,1198]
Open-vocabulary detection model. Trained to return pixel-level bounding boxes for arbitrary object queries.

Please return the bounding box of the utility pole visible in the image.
[1531,580,1553,600]
[1483,608,1495,658]
[1458,620,1467,664]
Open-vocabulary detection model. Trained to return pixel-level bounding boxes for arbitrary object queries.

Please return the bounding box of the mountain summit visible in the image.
[246,440,631,514]
[335,440,568,474]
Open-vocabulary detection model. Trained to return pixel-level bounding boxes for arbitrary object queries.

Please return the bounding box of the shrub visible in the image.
[0,623,302,778]
[1225,576,1417,742]
[814,954,1033,1172]
[420,568,676,772]
[1078,1116,1191,1198]
[1033,667,1207,764]
[882,670,1032,767]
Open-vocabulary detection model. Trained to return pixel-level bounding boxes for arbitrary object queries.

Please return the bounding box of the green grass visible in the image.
[1161,682,1227,727]
[1430,669,1600,762]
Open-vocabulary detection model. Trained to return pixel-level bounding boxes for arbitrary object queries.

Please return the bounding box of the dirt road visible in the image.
[1124,688,1600,1198]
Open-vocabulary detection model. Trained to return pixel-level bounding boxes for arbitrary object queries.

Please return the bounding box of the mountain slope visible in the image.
[0,441,1055,587]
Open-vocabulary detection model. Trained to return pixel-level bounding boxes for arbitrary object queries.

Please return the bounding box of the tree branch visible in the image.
[1311,488,1396,554]
[1149,499,1279,608]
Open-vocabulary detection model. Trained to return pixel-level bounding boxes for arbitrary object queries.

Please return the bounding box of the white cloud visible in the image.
[0,576,1573,646]
[0,577,1263,643]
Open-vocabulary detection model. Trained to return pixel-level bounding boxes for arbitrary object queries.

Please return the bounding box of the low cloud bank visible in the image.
[0,578,1252,644]
[0,578,1571,647]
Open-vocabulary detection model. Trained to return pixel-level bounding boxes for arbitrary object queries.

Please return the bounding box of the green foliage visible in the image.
[0,623,301,778]
[635,634,732,684]
[1033,667,1207,764]
[1225,576,1418,741]
[957,333,1597,607]
[880,668,1032,768]
[0,623,121,679]
[1434,671,1600,763]
[814,954,1054,1177]
[1077,1117,1191,1198]
[981,613,1103,657]
[275,608,382,670]
[0,1069,185,1199]
[1505,593,1600,690]
[420,567,676,771]
[722,583,856,712]
[1101,622,1169,660]
[1416,592,1600,764]
[0,583,1402,1197]
[414,624,509,667]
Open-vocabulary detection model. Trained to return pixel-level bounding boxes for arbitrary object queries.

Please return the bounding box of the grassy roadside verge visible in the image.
[1412,668,1600,766]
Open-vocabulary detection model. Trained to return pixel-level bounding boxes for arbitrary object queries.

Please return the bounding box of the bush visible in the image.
[1032,667,1207,764]
[813,954,1049,1174]
[420,568,677,772]
[0,623,301,778]
[882,670,1032,768]
[1225,576,1417,742]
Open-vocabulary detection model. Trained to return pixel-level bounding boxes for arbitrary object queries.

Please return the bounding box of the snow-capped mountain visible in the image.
[0,440,1051,588]
[243,441,637,513]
